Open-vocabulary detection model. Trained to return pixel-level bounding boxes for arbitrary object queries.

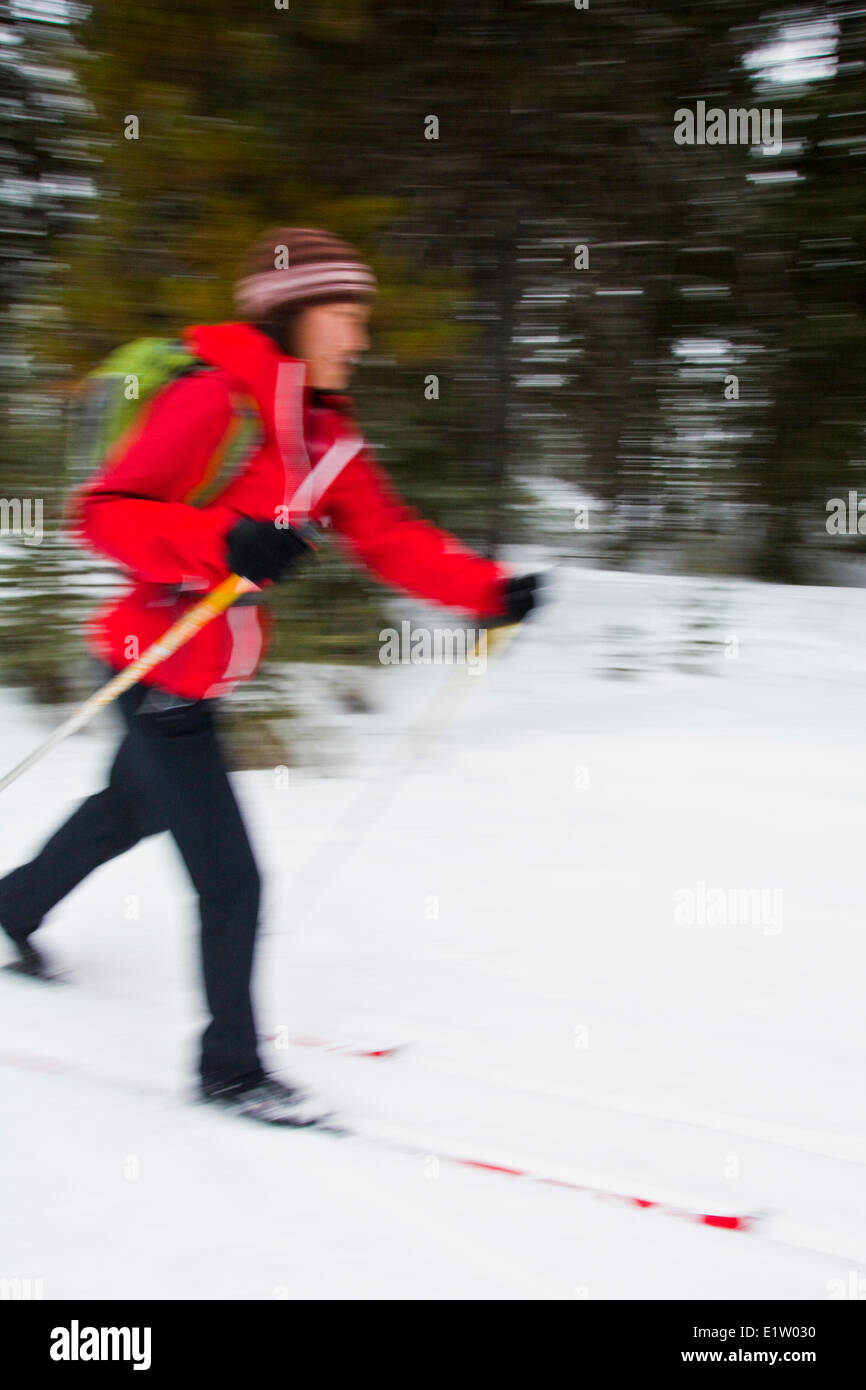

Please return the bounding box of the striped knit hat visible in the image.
[235,227,377,318]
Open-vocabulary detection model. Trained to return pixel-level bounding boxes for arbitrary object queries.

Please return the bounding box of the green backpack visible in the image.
[66,336,261,508]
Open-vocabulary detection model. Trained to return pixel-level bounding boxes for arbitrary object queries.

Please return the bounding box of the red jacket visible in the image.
[69,321,509,700]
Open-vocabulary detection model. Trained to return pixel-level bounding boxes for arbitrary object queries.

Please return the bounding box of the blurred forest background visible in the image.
[1,0,865,725]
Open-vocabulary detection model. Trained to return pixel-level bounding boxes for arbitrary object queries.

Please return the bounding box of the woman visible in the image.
[0,228,541,1126]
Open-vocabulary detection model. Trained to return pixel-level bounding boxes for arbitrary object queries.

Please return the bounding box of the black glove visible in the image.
[226,518,316,586]
[486,573,543,627]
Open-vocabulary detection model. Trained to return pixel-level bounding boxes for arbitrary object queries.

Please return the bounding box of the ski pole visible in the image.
[0,426,364,796]
[396,620,521,762]
[0,571,261,796]
[280,618,524,936]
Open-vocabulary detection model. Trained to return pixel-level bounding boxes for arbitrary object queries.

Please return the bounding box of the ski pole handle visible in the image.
[105,571,261,691]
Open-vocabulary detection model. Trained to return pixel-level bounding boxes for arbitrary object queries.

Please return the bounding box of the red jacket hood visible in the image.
[183,320,300,416]
[182,321,356,419]
[181,321,321,509]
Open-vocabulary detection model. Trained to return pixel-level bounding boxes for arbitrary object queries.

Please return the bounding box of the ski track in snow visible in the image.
[1,565,865,1299]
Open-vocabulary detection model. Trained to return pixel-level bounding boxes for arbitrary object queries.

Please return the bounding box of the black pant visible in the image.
[0,667,265,1087]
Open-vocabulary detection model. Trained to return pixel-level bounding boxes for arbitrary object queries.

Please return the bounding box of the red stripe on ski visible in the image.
[437,1149,755,1231]
[264,1033,406,1060]
[459,1159,525,1176]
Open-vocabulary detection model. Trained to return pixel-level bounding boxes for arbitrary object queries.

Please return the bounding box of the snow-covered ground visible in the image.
[2,564,865,1300]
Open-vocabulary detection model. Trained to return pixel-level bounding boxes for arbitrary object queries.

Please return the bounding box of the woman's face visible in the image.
[290,301,371,389]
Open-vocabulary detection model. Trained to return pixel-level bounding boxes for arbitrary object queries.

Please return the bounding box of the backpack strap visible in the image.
[141,362,265,609]
[180,385,262,509]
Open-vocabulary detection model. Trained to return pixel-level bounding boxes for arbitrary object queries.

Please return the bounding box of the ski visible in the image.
[2,973,859,1262]
[0,952,408,1056]
[0,1041,757,1232]
[261,1031,408,1061]
[3,1039,862,1261]
[280,1034,866,1166]
[0,1044,351,1132]
[350,1118,762,1234]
